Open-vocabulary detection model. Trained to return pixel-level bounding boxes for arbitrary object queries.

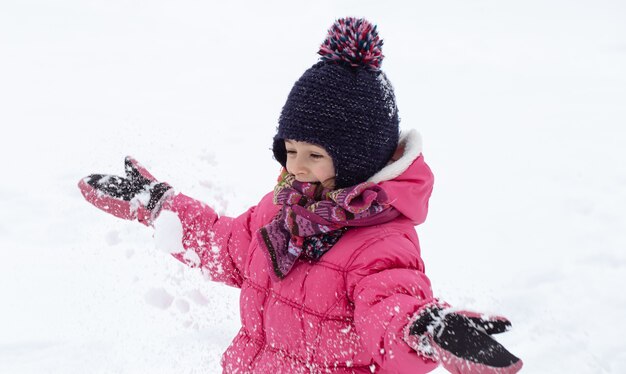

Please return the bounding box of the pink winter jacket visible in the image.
[161,130,437,373]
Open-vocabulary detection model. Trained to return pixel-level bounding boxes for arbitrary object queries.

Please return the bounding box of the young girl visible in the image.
[79,17,522,374]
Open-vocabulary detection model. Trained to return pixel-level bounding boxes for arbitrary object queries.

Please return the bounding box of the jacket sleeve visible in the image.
[158,192,262,288]
[346,232,438,373]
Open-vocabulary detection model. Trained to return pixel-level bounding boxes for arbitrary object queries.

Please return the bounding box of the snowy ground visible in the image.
[1,0,625,373]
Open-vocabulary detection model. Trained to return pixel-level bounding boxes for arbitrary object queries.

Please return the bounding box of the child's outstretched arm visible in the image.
[156,192,262,288]
[347,236,521,374]
[78,156,257,288]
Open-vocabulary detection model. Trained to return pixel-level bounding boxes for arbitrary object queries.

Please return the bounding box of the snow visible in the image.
[105,229,122,246]
[144,287,175,310]
[1,0,625,373]
[153,210,185,254]
[182,249,202,268]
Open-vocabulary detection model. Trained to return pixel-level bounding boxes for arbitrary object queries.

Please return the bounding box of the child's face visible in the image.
[284,139,336,188]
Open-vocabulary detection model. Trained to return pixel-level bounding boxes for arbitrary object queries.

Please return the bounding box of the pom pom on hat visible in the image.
[318,17,384,70]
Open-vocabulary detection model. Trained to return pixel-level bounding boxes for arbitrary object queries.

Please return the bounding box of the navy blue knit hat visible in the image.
[273,17,400,189]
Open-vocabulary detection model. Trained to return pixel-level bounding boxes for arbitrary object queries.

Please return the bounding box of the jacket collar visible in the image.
[368,129,423,184]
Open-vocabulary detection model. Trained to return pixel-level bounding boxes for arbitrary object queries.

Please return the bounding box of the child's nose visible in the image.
[291,157,308,175]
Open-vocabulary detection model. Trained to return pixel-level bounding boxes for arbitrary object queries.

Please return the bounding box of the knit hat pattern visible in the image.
[273,17,400,189]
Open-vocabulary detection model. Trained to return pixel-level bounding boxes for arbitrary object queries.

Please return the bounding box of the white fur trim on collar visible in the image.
[367,129,423,184]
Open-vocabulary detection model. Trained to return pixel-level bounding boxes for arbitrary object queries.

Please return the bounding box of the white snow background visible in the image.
[1,0,625,373]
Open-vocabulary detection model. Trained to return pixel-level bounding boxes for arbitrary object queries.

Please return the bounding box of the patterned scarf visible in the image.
[257,170,399,280]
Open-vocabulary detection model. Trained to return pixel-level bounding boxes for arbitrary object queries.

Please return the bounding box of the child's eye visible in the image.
[286,150,296,155]
[310,154,324,159]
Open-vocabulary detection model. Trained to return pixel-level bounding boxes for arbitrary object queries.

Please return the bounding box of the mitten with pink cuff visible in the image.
[78,156,173,226]
[404,302,523,374]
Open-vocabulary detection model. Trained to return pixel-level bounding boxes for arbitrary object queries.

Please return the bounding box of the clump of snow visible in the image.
[129,188,151,214]
[96,175,112,185]
[144,287,174,310]
[153,210,185,254]
[199,149,217,166]
[174,298,190,313]
[105,230,121,246]
[377,72,397,119]
[182,249,201,267]
[186,289,209,306]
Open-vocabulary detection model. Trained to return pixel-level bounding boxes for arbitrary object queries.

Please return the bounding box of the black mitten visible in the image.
[405,304,523,373]
[78,156,172,226]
